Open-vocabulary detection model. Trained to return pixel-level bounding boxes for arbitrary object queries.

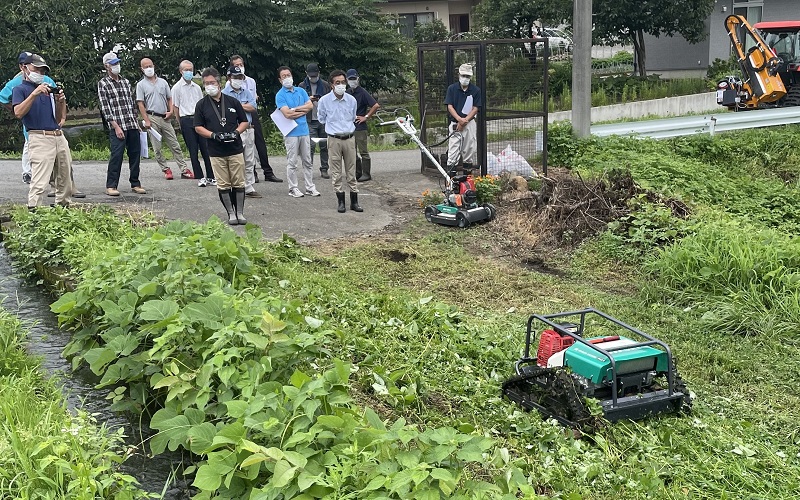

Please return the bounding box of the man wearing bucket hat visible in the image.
[11,53,74,208]
[444,63,482,172]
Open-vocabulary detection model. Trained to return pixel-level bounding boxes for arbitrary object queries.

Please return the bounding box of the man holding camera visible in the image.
[299,63,330,179]
[11,53,73,208]
[194,67,250,225]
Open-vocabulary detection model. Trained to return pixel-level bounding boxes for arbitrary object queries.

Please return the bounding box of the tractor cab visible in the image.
[755,21,800,87]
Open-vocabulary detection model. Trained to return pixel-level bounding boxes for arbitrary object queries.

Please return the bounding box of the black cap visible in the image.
[227,65,244,76]
[346,68,359,79]
[25,54,50,71]
[306,63,319,76]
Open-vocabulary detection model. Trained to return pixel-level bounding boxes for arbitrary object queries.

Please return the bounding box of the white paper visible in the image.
[148,127,162,143]
[461,95,473,115]
[270,108,298,137]
[139,131,149,158]
[310,137,327,144]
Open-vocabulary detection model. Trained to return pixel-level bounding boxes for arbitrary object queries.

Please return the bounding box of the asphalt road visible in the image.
[0,149,441,242]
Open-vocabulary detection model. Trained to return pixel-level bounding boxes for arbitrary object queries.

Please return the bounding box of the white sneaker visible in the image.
[305,187,321,197]
[198,178,208,187]
[289,188,305,198]
[209,178,217,186]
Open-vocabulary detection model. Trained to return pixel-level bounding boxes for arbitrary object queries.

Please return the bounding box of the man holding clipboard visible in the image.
[444,63,481,172]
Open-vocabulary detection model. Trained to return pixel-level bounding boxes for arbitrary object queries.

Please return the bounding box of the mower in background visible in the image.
[377,109,496,228]
[502,308,691,428]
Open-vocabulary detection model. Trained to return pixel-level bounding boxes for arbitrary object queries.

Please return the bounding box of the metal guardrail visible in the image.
[590,106,800,139]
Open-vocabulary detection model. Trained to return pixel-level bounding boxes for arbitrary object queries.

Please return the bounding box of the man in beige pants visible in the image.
[11,54,73,208]
[136,58,190,180]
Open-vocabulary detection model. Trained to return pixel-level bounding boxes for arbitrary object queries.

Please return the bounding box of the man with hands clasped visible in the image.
[194,67,250,225]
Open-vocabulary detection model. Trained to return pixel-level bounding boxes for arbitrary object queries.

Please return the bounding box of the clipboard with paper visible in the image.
[270,108,298,137]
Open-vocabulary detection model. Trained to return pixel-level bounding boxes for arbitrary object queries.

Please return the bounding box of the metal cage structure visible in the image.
[417,39,550,176]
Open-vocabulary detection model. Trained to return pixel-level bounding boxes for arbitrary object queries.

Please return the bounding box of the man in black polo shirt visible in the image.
[346,68,380,182]
[11,54,74,208]
[194,67,250,225]
[444,63,482,172]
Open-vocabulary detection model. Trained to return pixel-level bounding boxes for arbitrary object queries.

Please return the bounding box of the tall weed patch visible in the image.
[645,217,800,336]
[0,309,146,498]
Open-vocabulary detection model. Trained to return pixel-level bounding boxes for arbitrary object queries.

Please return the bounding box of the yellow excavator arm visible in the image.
[719,15,786,109]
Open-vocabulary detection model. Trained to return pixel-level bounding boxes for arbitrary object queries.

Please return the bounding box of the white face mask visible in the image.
[27,69,44,85]
[347,79,359,89]
[281,77,293,89]
[143,67,155,77]
[309,76,319,83]
[205,84,220,97]
[334,84,346,96]
[110,64,121,75]
[230,79,243,90]
[459,77,471,87]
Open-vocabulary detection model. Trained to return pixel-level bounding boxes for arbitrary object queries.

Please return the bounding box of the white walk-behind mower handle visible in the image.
[377,110,451,185]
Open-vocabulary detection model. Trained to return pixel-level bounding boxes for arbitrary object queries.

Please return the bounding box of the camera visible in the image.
[47,85,63,95]
[217,132,238,142]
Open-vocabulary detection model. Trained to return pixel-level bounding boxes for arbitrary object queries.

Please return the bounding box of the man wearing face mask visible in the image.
[11,53,74,208]
[444,63,481,172]
[98,52,147,197]
[275,66,320,198]
[194,67,250,225]
[171,60,215,187]
[136,58,190,181]
[317,70,362,214]
[298,63,331,179]
[227,54,282,183]
[222,66,261,199]
[345,69,380,182]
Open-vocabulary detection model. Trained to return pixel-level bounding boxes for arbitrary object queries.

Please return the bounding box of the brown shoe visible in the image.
[106,187,120,197]
[131,186,147,194]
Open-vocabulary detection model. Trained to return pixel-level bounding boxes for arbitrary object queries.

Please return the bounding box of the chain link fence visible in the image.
[417,39,549,177]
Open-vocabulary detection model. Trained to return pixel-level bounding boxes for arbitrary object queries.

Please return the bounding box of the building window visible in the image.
[733,0,763,24]
[396,12,435,38]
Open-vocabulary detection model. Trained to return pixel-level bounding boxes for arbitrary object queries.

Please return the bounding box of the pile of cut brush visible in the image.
[495,168,688,249]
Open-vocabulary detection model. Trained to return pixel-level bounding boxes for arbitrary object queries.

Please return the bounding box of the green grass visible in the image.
[0,307,147,499]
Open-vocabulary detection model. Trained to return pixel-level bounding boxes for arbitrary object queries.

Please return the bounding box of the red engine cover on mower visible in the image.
[537,329,574,367]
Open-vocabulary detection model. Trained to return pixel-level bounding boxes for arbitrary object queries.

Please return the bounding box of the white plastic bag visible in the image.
[495,144,534,177]
[486,152,501,176]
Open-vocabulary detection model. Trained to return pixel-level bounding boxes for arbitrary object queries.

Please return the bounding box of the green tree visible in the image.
[413,19,450,44]
[593,0,715,76]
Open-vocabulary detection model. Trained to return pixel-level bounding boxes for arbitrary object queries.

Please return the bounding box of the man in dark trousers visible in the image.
[228,54,282,183]
[194,67,250,225]
[97,51,147,197]
[299,63,331,179]
[346,68,380,182]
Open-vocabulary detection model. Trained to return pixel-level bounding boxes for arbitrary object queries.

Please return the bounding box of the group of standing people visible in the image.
[3,50,484,222]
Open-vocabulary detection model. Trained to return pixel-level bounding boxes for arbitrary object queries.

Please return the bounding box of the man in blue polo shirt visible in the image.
[11,54,73,208]
[1,51,56,184]
[444,63,482,172]
[275,66,319,198]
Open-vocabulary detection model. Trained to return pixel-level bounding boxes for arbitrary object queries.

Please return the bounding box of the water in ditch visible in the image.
[0,248,192,499]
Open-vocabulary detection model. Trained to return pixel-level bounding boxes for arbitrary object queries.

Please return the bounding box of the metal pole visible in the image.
[572,0,592,138]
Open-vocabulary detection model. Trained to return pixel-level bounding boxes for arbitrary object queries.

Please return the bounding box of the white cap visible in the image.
[458,63,473,76]
[102,52,120,65]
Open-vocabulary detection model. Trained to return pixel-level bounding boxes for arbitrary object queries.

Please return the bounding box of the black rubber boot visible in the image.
[350,192,363,212]
[233,187,247,225]
[218,189,237,225]
[357,158,372,182]
[355,156,362,180]
[336,192,346,213]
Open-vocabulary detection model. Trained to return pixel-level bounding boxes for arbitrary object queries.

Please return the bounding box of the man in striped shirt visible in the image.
[97,52,146,197]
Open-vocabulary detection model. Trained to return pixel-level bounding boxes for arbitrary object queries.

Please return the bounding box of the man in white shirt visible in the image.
[171,60,215,187]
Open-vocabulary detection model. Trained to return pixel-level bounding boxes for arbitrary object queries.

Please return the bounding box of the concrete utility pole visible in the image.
[572,0,592,137]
